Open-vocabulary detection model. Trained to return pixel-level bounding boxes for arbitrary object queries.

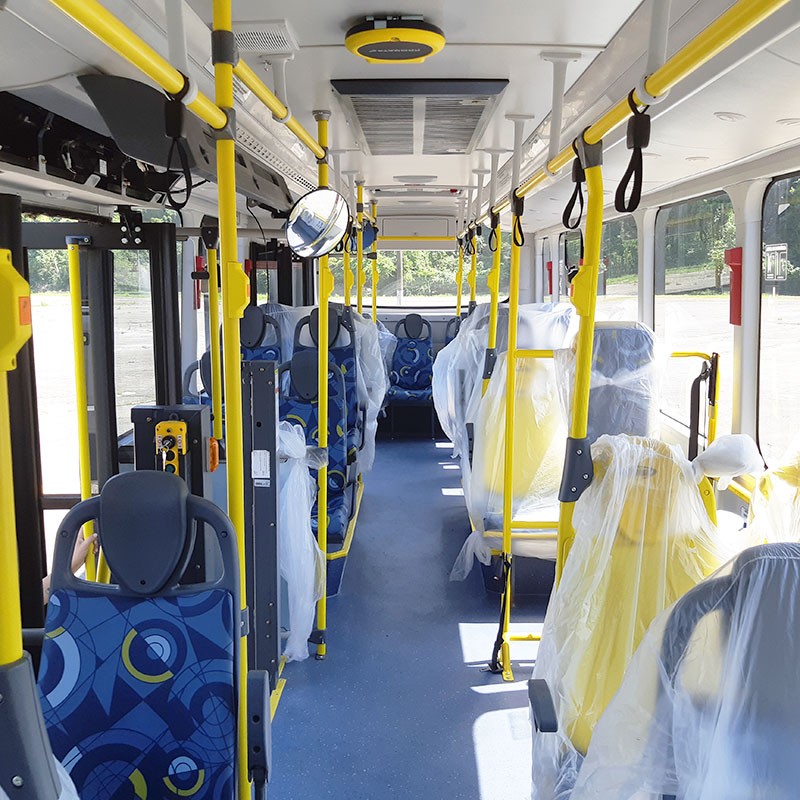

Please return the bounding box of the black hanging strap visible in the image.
[487,555,512,673]
[512,194,525,247]
[615,91,651,213]
[164,87,194,214]
[562,154,585,230]
[489,211,499,252]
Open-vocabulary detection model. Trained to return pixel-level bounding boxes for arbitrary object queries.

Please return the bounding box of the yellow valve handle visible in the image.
[0,249,32,371]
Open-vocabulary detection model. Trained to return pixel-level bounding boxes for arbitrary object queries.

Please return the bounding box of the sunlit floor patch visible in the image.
[459,621,541,666]
[442,486,465,496]
[473,706,533,800]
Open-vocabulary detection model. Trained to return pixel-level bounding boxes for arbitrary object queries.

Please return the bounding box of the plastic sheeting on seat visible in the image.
[748,436,800,543]
[530,435,726,800]
[277,422,326,662]
[555,321,660,443]
[449,304,574,579]
[572,542,800,800]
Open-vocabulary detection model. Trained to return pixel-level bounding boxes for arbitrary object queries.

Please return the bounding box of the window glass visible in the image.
[112,250,157,436]
[760,174,800,462]
[599,216,638,320]
[331,241,511,309]
[655,191,735,436]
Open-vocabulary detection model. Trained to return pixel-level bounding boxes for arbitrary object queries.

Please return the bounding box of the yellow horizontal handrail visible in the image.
[48,0,227,129]
[47,0,324,161]
[727,480,752,504]
[465,0,789,232]
[671,351,713,361]
[515,349,555,359]
[378,236,456,243]
[232,61,324,159]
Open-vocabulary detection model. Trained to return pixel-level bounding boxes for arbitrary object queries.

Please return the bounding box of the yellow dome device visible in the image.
[345,17,445,64]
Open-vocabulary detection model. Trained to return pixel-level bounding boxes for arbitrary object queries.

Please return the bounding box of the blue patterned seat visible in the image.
[280,349,352,545]
[36,471,267,800]
[241,308,282,363]
[293,306,364,464]
[388,314,434,405]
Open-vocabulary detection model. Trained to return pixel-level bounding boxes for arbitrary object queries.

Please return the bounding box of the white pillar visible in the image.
[724,179,770,437]
[634,206,658,328]
[519,242,535,303]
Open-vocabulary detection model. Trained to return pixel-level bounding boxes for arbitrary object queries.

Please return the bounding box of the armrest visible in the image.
[247,670,272,791]
[528,679,558,733]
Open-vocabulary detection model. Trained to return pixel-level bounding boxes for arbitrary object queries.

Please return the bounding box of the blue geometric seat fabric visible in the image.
[39,588,236,800]
[280,364,351,537]
[242,343,281,363]
[311,491,351,543]
[387,385,433,403]
[389,337,434,404]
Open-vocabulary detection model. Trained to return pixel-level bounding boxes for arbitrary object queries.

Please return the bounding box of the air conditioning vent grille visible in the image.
[232,21,299,55]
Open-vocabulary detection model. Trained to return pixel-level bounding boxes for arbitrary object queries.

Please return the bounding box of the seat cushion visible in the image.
[311,491,352,543]
[39,588,236,800]
[387,385,432,403]
[390,337,434,391]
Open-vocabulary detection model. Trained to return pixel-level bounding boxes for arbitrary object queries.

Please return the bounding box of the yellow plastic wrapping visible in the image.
[573,543,800,800]
[531,434,725,799]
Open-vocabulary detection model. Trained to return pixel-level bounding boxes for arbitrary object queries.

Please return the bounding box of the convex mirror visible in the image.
[286,188,349,258]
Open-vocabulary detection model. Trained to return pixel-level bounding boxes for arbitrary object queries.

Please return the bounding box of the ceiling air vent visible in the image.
[232,20,299,56]
[332,79,508,156]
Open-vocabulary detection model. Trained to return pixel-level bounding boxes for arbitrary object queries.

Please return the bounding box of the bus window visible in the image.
[655,192,735,438]
[599,216,638,320]
[759,174,800,462]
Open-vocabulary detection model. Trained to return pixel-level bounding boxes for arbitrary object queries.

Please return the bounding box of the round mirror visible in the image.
[286,188,349,258]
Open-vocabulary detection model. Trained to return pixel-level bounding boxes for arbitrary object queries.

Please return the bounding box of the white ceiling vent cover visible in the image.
[232,21,299,56]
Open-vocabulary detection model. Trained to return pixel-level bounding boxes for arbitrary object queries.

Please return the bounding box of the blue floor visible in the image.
[270,439,546,800]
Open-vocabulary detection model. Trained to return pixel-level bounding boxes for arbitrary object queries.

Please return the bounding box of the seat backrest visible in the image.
[531,436,722,759]
[294,307,360,454]
[38,471,240,800]
[391,313,434,390]
[588,322,656,442]
[241,306,282,363]
[279,349,349,495]
[445,316,462,344]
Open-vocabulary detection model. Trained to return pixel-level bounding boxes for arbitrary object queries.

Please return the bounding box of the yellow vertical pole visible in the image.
[468,229,478,308]
[343,232,353,306]
[498,212,522,682]
[556,145,604,584]
[206,247,224,441]
[212,2,250,796]
[356,181,365,315]
[482,225,502,397]
[0,248,31,666]
[455,240,464,317]
[370,200,378,322]
[66,240,97,581]
[314,111,332,658]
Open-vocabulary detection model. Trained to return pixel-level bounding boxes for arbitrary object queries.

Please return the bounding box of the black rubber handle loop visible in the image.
[562,157,585,229]
[615,91,651,214]
[488,225,498,252]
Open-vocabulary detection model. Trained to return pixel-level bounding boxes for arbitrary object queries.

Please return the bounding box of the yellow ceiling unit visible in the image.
[345,16,445,64]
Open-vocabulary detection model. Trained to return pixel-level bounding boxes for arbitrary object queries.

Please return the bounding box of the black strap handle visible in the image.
[615,91,651,214]
[562,156,585,230]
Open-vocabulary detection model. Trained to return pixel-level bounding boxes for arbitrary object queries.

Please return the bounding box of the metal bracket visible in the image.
[200,226,219,250]
[118,205,144,246]
[558,436,593,502]
[240,607,251,637]
[65,235,91,246]
[575,130,603,169]
[308,629,325,645]
[211,29,239,66]
[366,252,377,261]
[210,107,236,141]
[482,347,497,380]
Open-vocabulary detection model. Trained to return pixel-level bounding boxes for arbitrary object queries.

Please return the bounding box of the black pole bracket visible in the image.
[211,29,240,67]
[575,129,604,170]
[482,347,497,380]
[558,436,594,502]
[210,107,236,141]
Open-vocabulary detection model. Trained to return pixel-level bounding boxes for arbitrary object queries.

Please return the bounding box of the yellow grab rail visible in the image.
[206,247,224,441]
[455,240,464,317]
[467,229,478,308]
[343,230,354,306]
[0,248,32,666]
[371,201,379,322]
[670,350,720,444]
[356,184,365,315]
[482,225,502,396]
[556,155,604,584]
[66,241,98,582]
[212,2,250,796]
[463,0,789,231]
[232,61,324,159]
[48,0,227,130]
[315,112,332,658]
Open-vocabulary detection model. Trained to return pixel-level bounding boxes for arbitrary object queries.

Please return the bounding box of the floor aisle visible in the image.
[270,439,545,800]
